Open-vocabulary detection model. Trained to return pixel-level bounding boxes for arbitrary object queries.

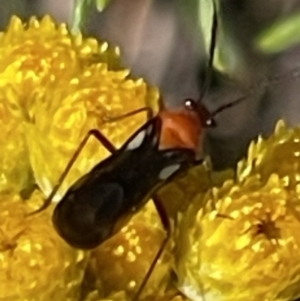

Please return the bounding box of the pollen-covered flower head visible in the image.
[238,120,300,189]
[176,173,300,301]
[0,15,159,197]
[174,121,300,301]
[0,15,163,300]
[0,190,87,301]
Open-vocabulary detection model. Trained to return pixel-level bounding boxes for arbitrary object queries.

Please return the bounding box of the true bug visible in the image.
[29,116,202,301]
[51,117,199,250]
[28,1,249,299]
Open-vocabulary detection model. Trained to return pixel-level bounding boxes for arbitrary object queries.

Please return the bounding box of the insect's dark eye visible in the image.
[184,99,198,111]
[206,118,217,128]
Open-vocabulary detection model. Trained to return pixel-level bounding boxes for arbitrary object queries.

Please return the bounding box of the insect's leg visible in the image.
[132,195,171,301]
[28,129,116,216]
[89,129,117,154]
[103,107,154,123]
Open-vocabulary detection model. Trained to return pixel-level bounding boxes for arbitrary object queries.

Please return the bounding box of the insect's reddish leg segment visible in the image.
[28,129,116,216]
[103,107,154,123]
[132,194,171,301]
[89,129,116,154]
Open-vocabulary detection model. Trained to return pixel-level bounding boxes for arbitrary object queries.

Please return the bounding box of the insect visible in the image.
[29,116,201,301]
[28,2,250,299]
[51,117,200,249]
[28,101,245,299]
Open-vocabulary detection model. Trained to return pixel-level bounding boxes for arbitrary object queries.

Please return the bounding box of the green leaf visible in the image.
[95,0,111,11]
[198,0,214,57]
[256,12,300,53]
[72,0,111,33]
[198,0,228,72]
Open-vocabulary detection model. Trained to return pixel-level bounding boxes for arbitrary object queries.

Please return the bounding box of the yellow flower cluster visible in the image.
[0,191,87,301]
[1,13,300,301]
[0,15,159,198]
[175,121,300,301]
[0,15,161,301]
[89,202,172,300]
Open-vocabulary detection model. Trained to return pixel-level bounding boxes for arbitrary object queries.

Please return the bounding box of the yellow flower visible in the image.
[238,120,300,189]
[84,290,128,301]
[0,15,161,300]
[89,202,172,300]
[0,190,87,301]
[175,121,300,301]
[3,13,300,301]
[0,15,159,197]
[159,164,234,219]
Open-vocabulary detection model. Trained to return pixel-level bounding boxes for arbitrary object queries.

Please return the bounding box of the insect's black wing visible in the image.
[53,174,126,249]
[120,116,161,152]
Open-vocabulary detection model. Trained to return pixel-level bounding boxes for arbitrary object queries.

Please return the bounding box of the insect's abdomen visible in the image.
[52,180,126,249]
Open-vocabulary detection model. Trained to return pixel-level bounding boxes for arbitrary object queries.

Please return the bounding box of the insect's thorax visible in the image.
[159,110,202,151]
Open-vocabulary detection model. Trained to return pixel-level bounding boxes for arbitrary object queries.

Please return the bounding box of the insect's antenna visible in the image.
[28,129,116,216]
[210,94,248,118]
[197,0,218,103]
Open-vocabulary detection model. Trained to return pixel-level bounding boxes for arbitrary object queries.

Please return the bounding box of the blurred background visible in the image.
[2,0,300,170]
